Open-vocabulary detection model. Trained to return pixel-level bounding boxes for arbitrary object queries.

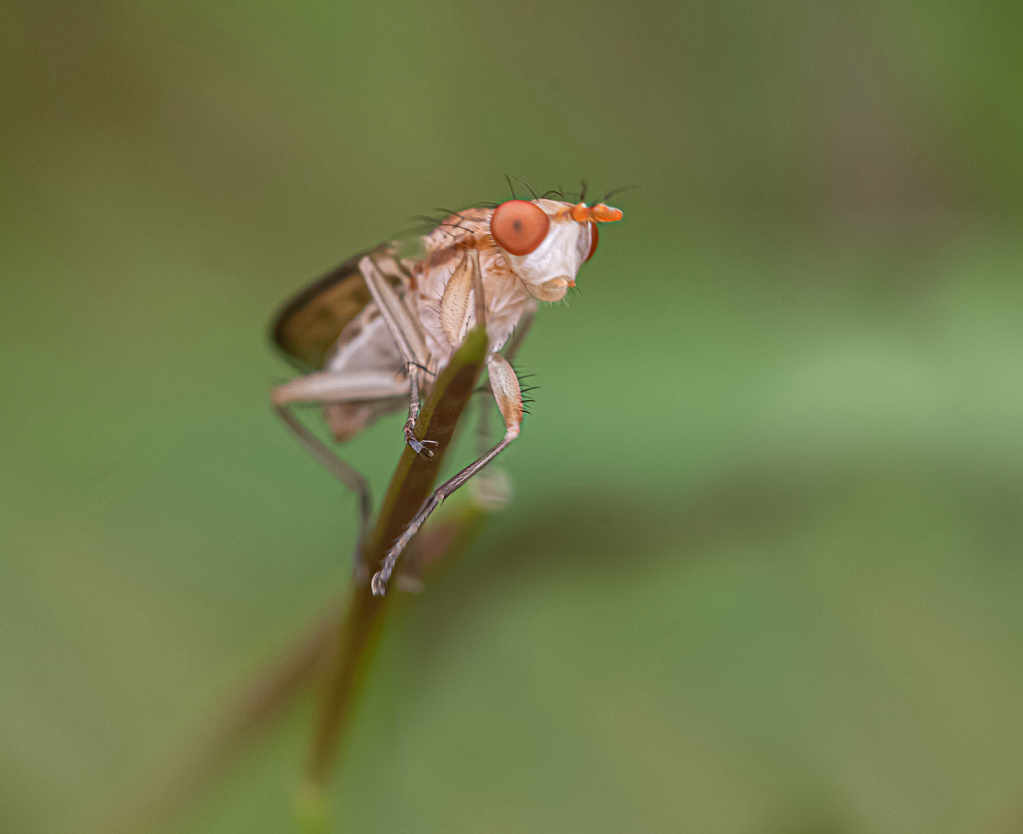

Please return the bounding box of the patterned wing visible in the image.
[271,247,384,371]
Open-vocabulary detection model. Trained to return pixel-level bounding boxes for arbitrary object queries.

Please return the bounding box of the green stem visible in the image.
[305,324,490,790]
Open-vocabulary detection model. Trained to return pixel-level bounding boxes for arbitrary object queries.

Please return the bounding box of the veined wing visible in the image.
[271,245,390,371]
[270,221,435,372]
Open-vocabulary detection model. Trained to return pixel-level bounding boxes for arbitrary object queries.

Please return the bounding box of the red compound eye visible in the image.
[585,222,598,261]
[490,200,550,256]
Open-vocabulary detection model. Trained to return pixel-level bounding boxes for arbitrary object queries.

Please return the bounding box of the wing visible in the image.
[270,246,387,372]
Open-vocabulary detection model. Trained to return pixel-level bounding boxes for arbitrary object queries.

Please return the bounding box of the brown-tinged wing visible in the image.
[271,246,385,371]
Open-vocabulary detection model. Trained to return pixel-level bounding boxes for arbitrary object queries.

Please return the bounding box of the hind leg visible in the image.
[272,370,408,572]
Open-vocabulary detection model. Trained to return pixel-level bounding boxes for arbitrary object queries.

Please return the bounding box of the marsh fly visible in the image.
[270,190,623,594]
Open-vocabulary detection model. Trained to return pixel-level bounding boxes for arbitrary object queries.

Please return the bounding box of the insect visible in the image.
[270,189,623,595]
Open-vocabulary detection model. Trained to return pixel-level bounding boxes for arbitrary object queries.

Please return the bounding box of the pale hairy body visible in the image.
[271,196,622,593]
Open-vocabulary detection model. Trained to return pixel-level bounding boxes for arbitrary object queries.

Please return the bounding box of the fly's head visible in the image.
[489,198,623,302]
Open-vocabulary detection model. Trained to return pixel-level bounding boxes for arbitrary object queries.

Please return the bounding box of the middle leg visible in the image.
[358,255,438,458]
[403,363,438,458]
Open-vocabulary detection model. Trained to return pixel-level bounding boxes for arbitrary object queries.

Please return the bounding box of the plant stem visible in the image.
[305,324,490,791]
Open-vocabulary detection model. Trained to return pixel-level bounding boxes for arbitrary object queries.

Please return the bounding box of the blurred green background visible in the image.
[3,1,1023,832]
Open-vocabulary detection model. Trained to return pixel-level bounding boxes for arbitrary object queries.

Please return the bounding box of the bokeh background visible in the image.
[3,2,1023,832]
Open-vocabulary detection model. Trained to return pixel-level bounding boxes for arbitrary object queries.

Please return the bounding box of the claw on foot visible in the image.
[370,571,388,596]
[405,430,439,458]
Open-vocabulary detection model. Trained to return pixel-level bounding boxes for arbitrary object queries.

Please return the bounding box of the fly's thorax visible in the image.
[415,239,532,367]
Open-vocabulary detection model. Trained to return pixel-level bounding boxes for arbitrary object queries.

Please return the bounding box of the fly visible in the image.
[270,192,624,595]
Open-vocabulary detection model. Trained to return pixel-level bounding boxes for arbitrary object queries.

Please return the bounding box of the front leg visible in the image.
[371,352,523,595]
